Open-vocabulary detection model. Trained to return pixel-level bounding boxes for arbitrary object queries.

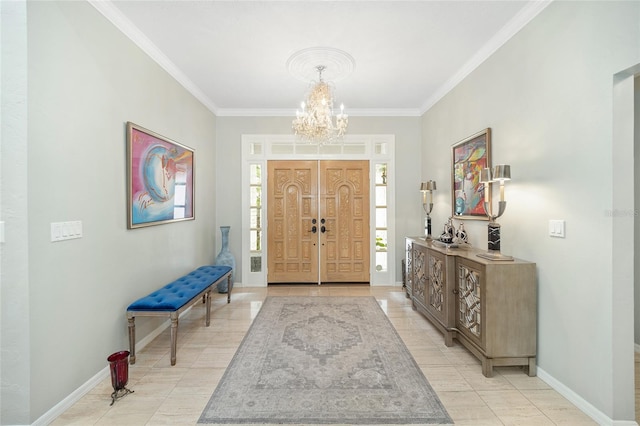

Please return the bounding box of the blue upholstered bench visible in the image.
[126,265,233,366]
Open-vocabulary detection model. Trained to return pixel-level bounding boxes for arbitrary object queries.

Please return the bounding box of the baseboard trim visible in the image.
[31,365,109,426]
[537,367,638,426]
[32,314,182,426]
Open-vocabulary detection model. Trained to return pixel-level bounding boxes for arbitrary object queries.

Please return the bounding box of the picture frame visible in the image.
[126,122,195,229]
[451,128,491,220]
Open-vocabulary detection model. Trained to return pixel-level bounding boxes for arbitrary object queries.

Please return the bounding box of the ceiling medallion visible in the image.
[288,48,355,144]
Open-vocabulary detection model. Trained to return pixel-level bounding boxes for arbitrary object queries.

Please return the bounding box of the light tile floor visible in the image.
[52,285,597,425]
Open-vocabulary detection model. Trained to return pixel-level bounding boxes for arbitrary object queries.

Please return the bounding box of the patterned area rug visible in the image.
[199,296,453,424]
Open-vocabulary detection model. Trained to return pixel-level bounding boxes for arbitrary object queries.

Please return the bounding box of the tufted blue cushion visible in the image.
[127,265,232,312]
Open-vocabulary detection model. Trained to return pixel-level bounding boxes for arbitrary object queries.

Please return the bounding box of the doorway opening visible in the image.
[612,64,640,421]
[241,135,395,288]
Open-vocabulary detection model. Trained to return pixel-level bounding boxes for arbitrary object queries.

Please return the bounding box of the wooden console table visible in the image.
[405,236,537,377]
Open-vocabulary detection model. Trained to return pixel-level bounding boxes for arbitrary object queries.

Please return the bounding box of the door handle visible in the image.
[309,226,317,233]
[321,225,328,233]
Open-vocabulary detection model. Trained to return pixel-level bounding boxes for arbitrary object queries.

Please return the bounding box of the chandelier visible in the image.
[292,65,348,143]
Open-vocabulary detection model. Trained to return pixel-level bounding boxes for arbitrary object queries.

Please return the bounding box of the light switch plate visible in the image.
[51,221,83,242]
[548,219,565,238]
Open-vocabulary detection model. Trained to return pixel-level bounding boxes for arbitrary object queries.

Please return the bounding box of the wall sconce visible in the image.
[420,180,436,239]
[477,165,513,261]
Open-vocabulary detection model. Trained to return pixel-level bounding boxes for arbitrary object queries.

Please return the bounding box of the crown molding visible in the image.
[216,108,422,117]
[419,0,553,115]
[88,0,220,115]
[89,0,550,119]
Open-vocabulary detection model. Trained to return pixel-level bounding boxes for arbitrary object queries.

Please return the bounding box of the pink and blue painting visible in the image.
[127,122,194,229]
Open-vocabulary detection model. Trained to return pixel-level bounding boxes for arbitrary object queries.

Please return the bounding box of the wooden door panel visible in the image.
[267,160,370,284]
[320,160,370,282]
[267,161,318,283]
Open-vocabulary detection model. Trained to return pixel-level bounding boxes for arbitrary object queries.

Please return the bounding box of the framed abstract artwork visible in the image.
[451,128,491,220]
[126,122,195,229]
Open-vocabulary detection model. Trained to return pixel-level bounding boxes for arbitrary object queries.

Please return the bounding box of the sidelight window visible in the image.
[375,163,388,272]
[249,164,262,272]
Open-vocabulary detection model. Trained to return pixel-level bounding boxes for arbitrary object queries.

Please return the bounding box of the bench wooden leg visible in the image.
[170,313,178,366]
[227,275,232,303]
[205,291,212,327]
[127,316,136,364]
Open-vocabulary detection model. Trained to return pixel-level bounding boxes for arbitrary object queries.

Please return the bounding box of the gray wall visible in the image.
[2,2,218,423]
[1,1,30,424]
[215,116,422,284]
[635,76,640,347]
[421,1,639,421]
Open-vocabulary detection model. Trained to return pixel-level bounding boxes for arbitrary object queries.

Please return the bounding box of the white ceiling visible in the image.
[92,1,550,116]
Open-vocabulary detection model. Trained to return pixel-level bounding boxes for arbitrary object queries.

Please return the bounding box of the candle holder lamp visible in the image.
[420,180,436,239]
[477,165,514,261]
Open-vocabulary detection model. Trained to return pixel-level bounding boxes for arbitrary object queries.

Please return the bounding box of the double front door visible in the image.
[267,160,370,284]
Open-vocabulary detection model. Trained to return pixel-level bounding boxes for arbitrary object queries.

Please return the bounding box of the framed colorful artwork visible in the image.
[451,128,491,220]
[126,122,195,229]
